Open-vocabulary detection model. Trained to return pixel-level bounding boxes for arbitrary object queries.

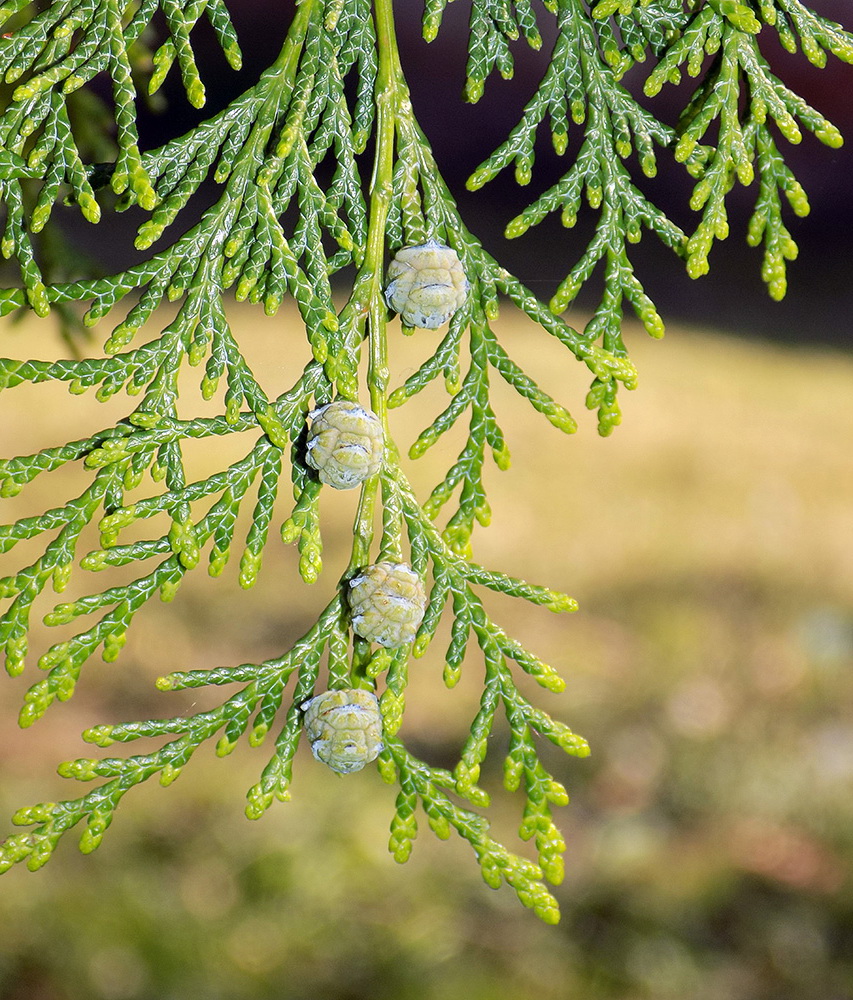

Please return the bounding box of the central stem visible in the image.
[347,0,407,574]
[366,0,404,420]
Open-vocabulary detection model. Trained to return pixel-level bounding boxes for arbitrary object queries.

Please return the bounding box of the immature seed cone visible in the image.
[348,562,427,647]
[384,240,469,330]
[305,400,384,489]
[301,689,383,774]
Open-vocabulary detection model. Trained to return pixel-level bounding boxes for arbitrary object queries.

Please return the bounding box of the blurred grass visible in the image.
[0,305,852,1000]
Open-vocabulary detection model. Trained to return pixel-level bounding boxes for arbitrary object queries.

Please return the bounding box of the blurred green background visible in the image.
[0,306,851,1000]
[2,3,853,995]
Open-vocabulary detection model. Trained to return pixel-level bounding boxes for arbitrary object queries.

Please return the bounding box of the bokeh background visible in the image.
[1,3,853,999]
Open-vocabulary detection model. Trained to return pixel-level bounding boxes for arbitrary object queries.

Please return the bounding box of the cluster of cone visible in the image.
[299,243,467,772]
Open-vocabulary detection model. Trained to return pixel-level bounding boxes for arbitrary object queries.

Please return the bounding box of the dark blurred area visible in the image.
[63,0,852,346]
